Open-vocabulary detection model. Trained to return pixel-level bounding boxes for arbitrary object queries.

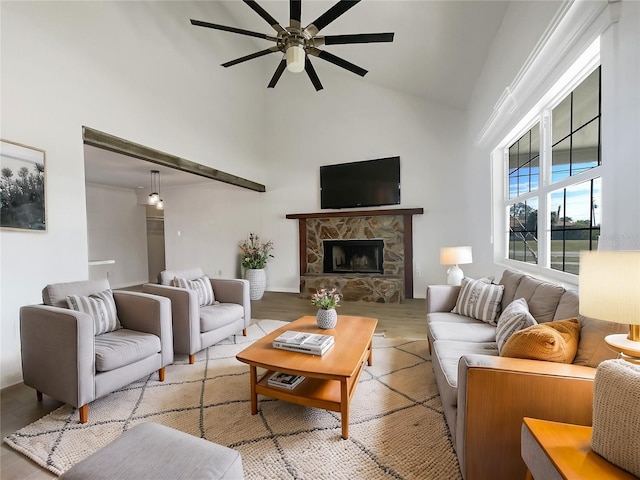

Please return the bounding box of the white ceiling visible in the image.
[85,0,510,191]
[217,0,509,108]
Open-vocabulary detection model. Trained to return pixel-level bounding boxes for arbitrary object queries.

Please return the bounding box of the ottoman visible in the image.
[59,423,244,480]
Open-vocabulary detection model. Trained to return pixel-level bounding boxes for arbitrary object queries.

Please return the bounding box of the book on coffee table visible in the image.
[267,372,305,389]
[273,331,334,355]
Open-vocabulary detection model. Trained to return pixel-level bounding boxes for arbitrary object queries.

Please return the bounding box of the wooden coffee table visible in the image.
[236,315,377,439]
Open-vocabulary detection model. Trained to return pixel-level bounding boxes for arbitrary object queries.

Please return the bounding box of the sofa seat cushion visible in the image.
[432,340,498,408]
[200,303,244,333]
[94,329,161,372]
[427,312,480,325]
[429,322,497,344]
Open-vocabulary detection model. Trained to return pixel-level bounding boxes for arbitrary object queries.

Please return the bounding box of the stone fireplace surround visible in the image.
[286,208,423,303]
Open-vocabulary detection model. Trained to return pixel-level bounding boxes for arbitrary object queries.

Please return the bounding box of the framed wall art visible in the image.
[0,139,47,231]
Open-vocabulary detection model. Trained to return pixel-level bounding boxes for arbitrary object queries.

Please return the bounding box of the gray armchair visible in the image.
[143,267,250,364]
[20,279,173,423]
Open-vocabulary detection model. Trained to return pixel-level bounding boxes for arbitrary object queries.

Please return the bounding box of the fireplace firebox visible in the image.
[323,239,384,274]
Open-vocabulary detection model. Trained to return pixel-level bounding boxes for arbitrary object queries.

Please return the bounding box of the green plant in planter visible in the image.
[239,233,274,269]
[311,288,342,310]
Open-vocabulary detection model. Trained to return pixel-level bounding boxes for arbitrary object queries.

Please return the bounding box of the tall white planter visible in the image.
[245,268,266,300]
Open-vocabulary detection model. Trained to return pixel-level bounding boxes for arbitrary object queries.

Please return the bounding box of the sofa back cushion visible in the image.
[43,279,111,308]
[499,270,525,311]
[554,290,580,320]
[159,267,204,286]
[512,275,565,323]
[573,314,629,367]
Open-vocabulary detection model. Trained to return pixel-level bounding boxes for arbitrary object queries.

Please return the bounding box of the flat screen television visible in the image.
[320,156,400,209]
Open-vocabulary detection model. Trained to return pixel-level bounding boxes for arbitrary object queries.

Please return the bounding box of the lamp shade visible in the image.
[286,45,305,73]
[440,246,473,266]
[579,250,640,325]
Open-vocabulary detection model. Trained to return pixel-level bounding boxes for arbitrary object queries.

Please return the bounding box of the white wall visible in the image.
[0,1,267,387]
[259,71,467,295]
[86,184,149,288]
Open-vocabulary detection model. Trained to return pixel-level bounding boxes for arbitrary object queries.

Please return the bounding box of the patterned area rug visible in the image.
[4,320,461,479]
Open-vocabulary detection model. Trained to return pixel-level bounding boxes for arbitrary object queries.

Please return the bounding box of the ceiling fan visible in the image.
[191,0,394,91]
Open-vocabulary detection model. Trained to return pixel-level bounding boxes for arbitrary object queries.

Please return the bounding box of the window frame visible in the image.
[492,40,601,284]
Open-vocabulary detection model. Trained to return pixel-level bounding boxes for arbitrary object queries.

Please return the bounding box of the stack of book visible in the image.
[267,372,305,389]
[273,331,334,355]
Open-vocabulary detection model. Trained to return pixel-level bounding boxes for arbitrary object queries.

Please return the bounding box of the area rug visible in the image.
[4,319,461,479]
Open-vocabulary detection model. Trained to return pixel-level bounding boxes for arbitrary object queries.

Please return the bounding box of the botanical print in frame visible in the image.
[1,139,47,231]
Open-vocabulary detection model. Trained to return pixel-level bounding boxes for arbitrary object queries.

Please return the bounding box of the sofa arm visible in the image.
[456,354,596,480]
[20,305,95,408]
[113,291,174,366]
[426,285,460,313]
[210,278,251,327]
[142,284,200,355]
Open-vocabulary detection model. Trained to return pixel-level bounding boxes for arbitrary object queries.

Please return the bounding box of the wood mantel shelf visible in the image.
[287,208,423,300]
[286,208,423,220]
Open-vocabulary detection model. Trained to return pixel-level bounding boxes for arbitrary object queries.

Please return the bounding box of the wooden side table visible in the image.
[521,417,638,480]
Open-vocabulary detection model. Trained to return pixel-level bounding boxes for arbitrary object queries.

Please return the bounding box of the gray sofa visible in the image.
[426,269,627,480]
[143,267,251,364]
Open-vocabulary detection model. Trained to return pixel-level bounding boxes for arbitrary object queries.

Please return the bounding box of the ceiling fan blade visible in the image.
[222,48,279,68]
[314,49,367,77]
[268,58,287,88]
[243,0,285,33]
[305,58,324,91]
[290,0,302,28]
[190,19,273,41]
[305,0,361,36]
[323,32,394,45]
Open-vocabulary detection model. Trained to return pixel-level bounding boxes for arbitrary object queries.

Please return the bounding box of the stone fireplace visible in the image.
[286,208,423,303]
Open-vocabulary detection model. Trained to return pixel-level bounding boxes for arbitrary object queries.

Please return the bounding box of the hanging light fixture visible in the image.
[148,170,159,205]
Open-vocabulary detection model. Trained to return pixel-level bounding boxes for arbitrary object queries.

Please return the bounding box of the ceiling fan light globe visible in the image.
[286,45,305,73]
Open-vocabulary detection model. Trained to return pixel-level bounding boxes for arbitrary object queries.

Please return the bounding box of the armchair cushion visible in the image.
[173,275,216,306]
[66,289,121,335]
[94,329,161,372]
[43,279,111,308]
[200,303,244,332]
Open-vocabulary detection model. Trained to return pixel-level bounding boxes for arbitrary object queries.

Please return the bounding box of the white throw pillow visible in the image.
[496,297,537,353]
[173,275,216,306]
[66,289,121,335]
[451,277,505,325]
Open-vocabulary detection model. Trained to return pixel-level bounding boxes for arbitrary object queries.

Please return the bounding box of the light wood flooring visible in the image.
[1,291,427,479]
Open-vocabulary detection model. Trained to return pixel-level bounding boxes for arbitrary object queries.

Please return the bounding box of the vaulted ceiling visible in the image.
[85,0,510,190]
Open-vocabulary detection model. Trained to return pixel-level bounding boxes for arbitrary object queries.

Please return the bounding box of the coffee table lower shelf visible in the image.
[252,364,364,439]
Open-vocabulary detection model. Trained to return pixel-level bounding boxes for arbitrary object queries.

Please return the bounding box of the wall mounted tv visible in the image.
[320,156,400,209]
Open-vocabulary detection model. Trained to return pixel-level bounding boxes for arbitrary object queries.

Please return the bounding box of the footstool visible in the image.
[59,423,244,480]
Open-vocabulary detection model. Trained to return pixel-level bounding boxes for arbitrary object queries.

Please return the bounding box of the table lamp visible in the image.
[440,246,473,286]
[579,250,640,363]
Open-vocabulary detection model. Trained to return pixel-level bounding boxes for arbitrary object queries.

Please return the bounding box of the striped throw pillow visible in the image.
[173,275,216,306]
[66,289,121,335]
[451,277,505,325]
[496,298,537,353]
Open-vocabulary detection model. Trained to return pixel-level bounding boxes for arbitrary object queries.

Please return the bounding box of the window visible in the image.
[504,66,601,276]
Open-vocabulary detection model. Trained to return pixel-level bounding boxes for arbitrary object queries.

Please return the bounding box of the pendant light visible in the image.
[148,170,159,205]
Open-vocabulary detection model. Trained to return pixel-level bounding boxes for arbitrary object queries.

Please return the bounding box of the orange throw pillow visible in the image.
[501,318,581,363]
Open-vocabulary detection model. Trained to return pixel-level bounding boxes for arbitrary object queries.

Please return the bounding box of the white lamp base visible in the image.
[605,334,640,363]
[446,265,464,286]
